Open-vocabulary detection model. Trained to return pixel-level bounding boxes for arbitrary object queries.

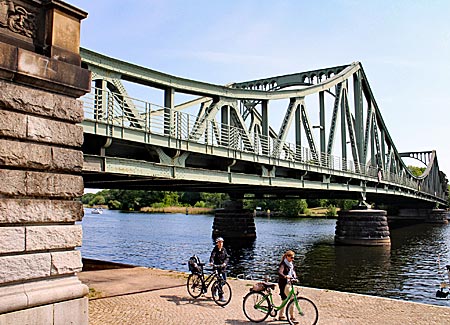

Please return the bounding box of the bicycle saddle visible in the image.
[263,282,276,290]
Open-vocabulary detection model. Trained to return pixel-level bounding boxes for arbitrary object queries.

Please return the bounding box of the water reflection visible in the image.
[80,209,450,306]
[300,243,392,296]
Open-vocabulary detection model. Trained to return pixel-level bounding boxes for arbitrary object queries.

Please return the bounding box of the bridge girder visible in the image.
[79,48,448,208]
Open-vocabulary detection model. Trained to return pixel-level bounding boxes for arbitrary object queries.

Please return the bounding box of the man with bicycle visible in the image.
[210,237,229,302]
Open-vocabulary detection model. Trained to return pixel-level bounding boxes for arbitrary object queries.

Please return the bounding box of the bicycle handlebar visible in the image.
[204,264,226,272]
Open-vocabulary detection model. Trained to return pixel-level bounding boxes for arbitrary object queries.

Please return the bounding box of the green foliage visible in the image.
[162,191,179,207]
[82,190,230,211]
[151,202,166,208]
[407,165,426,177]
[325,205,337,217]
[194,201,207,207]
[81,193,96,205]
[279,199,308,216]
[180,192,202,206]
[244,198,308,216]
[339,199,358,210]
[200,193,230,208]
[306,199,328,208]
[108,200,121,210]
[92,195,106,205]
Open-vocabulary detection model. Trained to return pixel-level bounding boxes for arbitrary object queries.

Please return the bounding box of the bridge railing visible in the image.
[81,88,443,198]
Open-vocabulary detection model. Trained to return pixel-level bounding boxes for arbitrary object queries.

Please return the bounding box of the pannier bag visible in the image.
[188,255,202,273]
[251,282,266,292]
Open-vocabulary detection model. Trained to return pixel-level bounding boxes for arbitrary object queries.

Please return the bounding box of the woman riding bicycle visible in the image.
[278,250,297,321]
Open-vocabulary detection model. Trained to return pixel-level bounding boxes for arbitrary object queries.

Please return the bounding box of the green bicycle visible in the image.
[242,278,318,324]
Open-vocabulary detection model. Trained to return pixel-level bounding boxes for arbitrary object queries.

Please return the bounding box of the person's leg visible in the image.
[218,271,226,301]
[279,283,287,319]
[284,284,294,319]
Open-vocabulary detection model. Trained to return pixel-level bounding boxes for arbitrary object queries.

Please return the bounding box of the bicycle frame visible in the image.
[197,266,223,291]
[255,282,304,315]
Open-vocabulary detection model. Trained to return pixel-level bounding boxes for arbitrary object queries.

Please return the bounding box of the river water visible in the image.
[80,209,450,306]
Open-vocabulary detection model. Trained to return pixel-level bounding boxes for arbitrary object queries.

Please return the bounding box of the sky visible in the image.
[70,0,450,176]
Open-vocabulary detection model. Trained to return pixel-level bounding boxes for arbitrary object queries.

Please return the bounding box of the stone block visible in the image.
[0,79,85,122]
[0,169,83,198]
[25,277,89,312]
[0,139,52,169]
[25,171,84,198]
[0,42,17,80]
[0,198,83,224]
[0,276,88,314]
[27,115,83,147]
[52,147,83,172]
[0,304,53,325]
[51,250,83,276]
[0,169,26,196]
[54,297,88,325]
[0,227,25,254]
[0,139,83,172]
[0,253,51,284]
[0,282,28,315]
[0,109,27,138]
[16,48,91,97]
[26,225,82,251]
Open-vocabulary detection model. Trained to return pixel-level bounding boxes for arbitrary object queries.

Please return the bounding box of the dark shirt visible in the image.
[278,259,296,299]
[209,246,229,266]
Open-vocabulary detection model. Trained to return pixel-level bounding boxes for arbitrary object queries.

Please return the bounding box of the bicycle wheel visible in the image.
[286,297,318,325]
[211,280,232,306]
[242,291,271,323]
[186,273,203,298]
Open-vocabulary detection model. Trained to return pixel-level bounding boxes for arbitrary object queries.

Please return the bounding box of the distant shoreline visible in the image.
[84,205,336,217]
[84,205,214,215]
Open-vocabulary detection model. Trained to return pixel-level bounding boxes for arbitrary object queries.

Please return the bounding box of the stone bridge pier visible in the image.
[0,1,90,324]
[212,199,256,240]
[397,208,449,224]
[335,205,391,246]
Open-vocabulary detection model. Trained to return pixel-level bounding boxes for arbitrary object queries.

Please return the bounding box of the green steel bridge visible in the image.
[79,48,448,209]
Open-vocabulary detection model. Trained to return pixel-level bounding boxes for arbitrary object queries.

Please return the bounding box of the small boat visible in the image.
[91,208,103,214]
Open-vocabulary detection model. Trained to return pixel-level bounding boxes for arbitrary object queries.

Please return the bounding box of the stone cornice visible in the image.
[0,41,90,97]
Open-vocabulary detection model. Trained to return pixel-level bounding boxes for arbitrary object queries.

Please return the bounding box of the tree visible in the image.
[306,199,328,208]
[162,191,179,206]
[279,199,308,216]
[180,192,202,206]
[408,165,426,177]
[200,193,229,208]
[92,195,106,206]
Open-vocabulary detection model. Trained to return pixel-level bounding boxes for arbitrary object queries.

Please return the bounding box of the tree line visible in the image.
[81,190,228,211]
[82,166,449,214]
[81,189,358,216]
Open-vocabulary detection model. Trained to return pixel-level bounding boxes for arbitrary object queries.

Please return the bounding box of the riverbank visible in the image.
[79,262,450,324]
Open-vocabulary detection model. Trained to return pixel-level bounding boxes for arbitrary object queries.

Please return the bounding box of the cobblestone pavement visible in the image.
[82,267,450,325]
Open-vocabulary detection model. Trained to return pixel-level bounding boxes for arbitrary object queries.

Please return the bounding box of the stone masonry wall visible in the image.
[0,79,88,322]
[0,1,90,323]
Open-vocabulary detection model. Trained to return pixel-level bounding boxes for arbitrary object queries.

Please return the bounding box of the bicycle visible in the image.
[243,278,318,325]
[186,255,232,307]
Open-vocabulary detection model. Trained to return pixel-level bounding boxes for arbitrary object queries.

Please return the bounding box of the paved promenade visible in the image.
[79,267,450,325]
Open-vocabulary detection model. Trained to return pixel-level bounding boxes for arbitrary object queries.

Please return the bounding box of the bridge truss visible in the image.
[79,48,448,208]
